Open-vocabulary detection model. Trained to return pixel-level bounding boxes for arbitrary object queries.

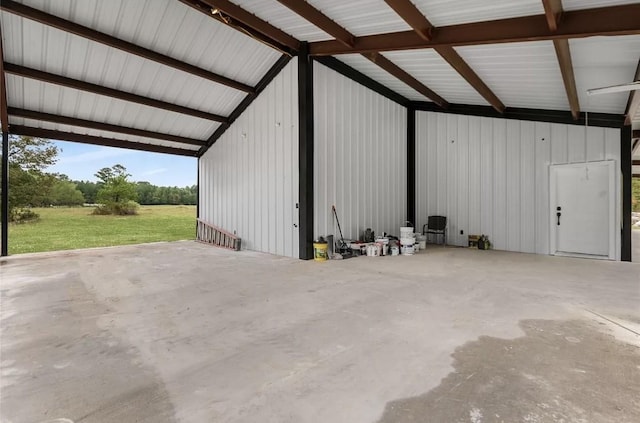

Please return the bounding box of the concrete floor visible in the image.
[1,239,639,423]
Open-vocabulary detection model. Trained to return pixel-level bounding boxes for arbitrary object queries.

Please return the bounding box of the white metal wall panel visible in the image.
[415,111,621,257]
[314,62,407,241]
[570,35,640,114]
[455,41,570,111]
[199,59,299,258]
[411,0,544,27]
[17,0,281,87]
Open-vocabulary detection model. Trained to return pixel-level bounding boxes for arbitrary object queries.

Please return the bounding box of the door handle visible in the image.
[556,206,561,226]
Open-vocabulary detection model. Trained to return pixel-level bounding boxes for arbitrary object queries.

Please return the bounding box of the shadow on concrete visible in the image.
[377,319,640,423]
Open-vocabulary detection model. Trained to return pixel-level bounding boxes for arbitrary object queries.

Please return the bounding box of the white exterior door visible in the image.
[550,161,616,259]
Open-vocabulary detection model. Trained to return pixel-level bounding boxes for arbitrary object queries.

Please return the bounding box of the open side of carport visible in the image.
[1,0,639,260]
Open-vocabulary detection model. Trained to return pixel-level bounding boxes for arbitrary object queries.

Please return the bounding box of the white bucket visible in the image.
[366,244,379,257]
[400,237,415,246]
[400,227,414,239]
[390,246,399,256]
[401,245,415,255]
[416,234,427,251]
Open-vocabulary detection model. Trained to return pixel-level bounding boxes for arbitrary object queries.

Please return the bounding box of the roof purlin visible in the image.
[8,108,206,148]
[309,5,640,55]
[384,0,505,113]
[0,0,254,93]
[542,0,580,120]
[275,0,447,107]
[4,63,229,123]
[11,125,199,157]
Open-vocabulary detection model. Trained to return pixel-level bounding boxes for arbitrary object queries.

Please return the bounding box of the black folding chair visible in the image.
[423,216,447,245]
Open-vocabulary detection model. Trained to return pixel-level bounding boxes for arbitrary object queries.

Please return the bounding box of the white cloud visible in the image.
[141,168,168,176]
[56,147,136,165]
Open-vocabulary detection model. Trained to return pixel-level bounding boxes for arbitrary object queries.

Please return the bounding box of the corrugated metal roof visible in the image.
[10,116,203,151]
[1,13,246,117]
[563,0,640,11]
[410,0,544,27]
[383,49,489,106]
[337,54,424,101]
[570,35,640,114]
[305,0,410,37]
[232,0,331,42]
[1,0,637,158]
[455,41,571,111]
[6,75,219,141]
[18,0,281,86]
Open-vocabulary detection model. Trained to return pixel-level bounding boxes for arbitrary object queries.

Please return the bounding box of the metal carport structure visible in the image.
[1,0,639,258]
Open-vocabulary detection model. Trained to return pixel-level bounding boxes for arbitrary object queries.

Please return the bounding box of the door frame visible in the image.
[549,160,618,260]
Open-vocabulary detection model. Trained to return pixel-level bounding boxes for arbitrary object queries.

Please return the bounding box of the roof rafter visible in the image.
[0,0,254,94]
[0,23,8,132]
[11,125,199,157]
[4,63,229,123]
[364,52,447,108]
[275,0,447,106]
[383,0,432,41]
[275,0,354,47]
[309,4,640,55]
[384,0,505,113]
[8,108,206,147]
[197,0,301,51]
[624,59,640,126]
[542,0,563,32]
[542,0,579,120]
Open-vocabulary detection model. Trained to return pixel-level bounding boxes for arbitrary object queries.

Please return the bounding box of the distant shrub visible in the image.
[10,207,40,224]
[92,200,139,216]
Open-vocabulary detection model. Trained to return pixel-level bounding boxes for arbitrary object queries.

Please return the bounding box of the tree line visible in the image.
[2,135,196,222]
[75,180,196,206]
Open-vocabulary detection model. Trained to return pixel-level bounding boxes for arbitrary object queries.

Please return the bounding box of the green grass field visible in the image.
[9,205,196,255]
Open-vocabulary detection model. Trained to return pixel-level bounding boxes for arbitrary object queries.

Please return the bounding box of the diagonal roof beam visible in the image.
[4,63,228,123]
[275,0,354,47]
[364,53,448,108]
[8,108,206,147]
[275,0,446,106]
[0,0,253,93]
[0,23,8,132]
[553,39,579,120]
[542,0,563,32]
[384,0,505,113]
[177,0,296,55]
[197,0,301,51]
[624,59,640,126]
[11,125,199,157]
[309,4,640,55]
[383,0,432,41]
[542,0,580,120]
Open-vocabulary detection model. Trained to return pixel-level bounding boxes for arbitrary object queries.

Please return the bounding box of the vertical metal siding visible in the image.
[415,111,621,257]
[314,62,407,241]
[199,59,299,258]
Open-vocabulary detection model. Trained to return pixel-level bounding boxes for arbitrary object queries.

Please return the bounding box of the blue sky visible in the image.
[46,141,197,187]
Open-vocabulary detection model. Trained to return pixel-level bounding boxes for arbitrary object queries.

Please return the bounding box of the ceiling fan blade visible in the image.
[587,81,640,96]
